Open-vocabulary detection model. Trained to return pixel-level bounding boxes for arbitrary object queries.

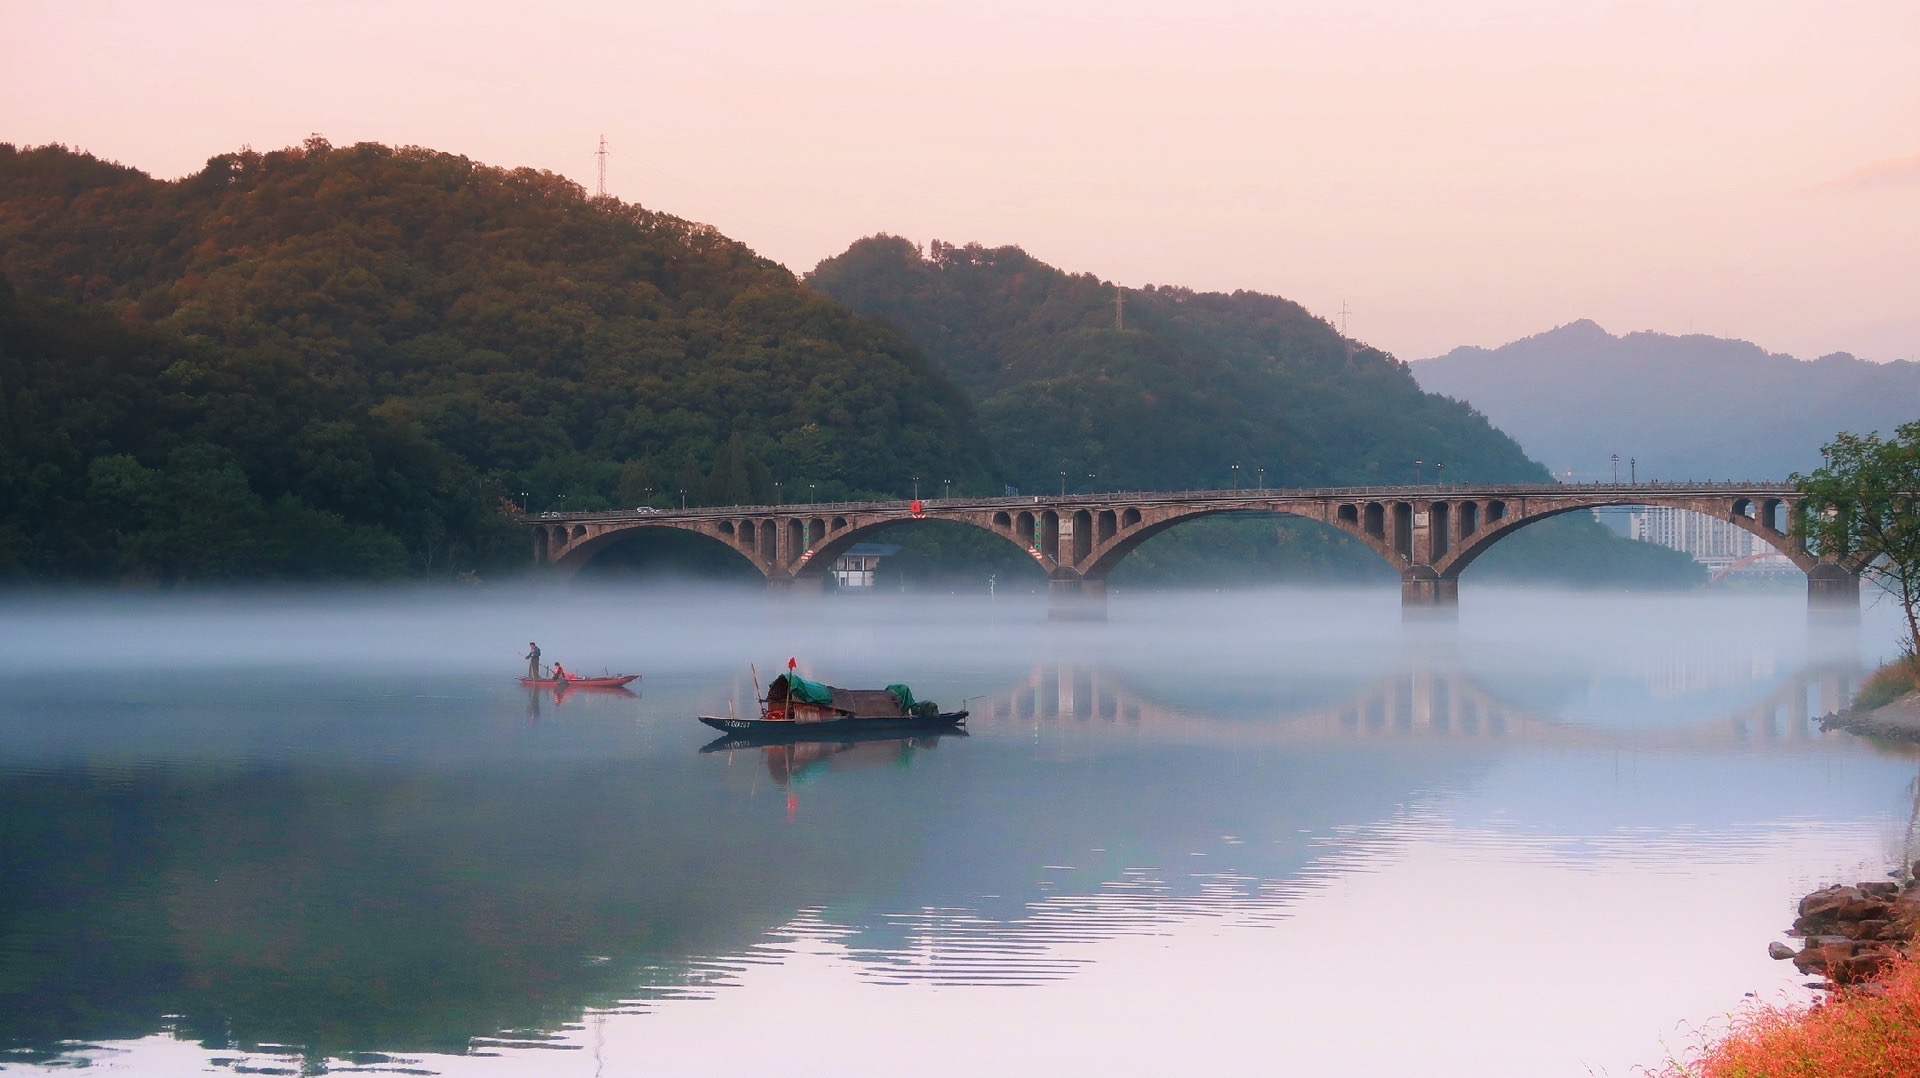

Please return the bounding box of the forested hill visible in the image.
[0,140,994,581]
[808,236,1547,492]
[808,236,1702,587]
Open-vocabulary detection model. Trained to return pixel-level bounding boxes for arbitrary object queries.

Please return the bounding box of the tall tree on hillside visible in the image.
[1796,421,1920,655]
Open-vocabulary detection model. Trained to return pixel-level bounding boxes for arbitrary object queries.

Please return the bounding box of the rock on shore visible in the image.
[1777,873,1920,986]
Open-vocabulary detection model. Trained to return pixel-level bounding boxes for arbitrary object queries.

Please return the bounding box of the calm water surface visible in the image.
[0,586,1914,1076]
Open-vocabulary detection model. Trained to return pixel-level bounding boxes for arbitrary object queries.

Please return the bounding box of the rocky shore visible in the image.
[1774,871,1920,986]
[1817,690,1920,742]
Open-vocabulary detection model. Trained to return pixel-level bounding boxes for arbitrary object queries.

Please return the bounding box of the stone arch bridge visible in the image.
[527,483,1860,617]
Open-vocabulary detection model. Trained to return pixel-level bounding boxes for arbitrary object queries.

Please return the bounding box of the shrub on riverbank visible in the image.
[1667,950,1920,1077]
[1853,657,1919,712]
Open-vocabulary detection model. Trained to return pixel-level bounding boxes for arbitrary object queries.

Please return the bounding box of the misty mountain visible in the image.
[1413,320,1920,481]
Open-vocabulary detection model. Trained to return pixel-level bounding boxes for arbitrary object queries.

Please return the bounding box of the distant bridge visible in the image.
[525,482,1861,617]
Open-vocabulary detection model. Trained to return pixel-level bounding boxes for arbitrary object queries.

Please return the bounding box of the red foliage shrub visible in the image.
[1665,949,1920,1077]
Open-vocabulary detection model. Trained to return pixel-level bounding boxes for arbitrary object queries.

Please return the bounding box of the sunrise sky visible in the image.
[5,0,1916,361]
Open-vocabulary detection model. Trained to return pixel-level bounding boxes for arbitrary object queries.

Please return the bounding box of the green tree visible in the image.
[1795,421,1920,656]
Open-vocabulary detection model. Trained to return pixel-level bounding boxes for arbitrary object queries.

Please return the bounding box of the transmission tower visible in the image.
[596,135,608,198]
[1114,286,1125,331]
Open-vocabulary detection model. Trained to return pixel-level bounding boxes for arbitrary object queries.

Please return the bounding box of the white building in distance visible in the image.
[1626,507,1796,578]
[833,542,900,589]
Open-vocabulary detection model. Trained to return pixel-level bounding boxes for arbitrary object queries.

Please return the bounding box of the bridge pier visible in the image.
[1048,577,1108,622]
[1401,567,1458,615]
[1807,561,1860,619]
[769,573,825,595]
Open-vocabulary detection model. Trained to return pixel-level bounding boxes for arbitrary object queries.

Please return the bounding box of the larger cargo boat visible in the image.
[698,672,967,741]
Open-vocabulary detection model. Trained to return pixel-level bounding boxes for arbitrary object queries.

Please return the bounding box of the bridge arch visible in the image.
[791,513,1050,583]
[1081,504,1398,580]
[547,520,772,579]
[1437,497,1814,582]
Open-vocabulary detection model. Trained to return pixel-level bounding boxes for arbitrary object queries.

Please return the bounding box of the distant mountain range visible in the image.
[1412,320,1920,481]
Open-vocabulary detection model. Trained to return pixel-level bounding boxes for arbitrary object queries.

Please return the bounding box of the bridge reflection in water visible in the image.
[970,660,1864,751]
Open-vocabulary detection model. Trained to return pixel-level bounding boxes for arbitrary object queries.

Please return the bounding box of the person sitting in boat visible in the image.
[550,662,569,683]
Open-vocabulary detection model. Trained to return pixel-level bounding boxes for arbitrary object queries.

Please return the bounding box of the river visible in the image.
[0,585,1912,1075]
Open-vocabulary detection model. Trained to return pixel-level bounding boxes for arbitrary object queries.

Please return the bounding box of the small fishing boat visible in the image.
[698,671,966,742]
[518,673,640,689]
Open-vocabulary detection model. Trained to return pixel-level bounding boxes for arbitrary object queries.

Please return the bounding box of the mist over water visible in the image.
[0,583,1914,1075]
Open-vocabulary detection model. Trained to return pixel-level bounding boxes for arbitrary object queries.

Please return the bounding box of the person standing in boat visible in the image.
[525,642,542,680]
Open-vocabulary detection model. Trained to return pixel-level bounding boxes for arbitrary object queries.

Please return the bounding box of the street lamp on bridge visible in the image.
[809,482,817,504]
[1059,471,1067,496]
[943,478,952,500]
[1611,454,1620,483]
[911,476,919,501]
[1088,472,1097,493]
[774,481,781,505]
[1436,462,1444,486]
[1414,459,1423,485]
[1230,463,1240,490]
[1257,466,1265,490]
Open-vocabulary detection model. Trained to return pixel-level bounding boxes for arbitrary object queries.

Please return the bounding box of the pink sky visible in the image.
[5,0,1916,361]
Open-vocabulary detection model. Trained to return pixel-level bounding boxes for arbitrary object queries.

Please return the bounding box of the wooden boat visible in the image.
[698,672,966,742]
[518,673,640,689]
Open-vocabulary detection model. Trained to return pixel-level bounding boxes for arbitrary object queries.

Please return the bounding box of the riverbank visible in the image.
[1673,950,1920,1076]
[1662,874,1920,1076]
[1778,875,1920,985]
[1818,658,1920,741]
[1821,692,1920,741]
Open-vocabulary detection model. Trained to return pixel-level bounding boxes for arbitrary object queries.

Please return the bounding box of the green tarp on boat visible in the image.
[769,674,924,717]
[776,673,835,707]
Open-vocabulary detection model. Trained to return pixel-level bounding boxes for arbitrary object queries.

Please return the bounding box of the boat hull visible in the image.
[518,675,640,689]
[697,711,967,743]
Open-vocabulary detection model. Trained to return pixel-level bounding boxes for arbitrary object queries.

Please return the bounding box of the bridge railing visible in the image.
[519,479,1802,524]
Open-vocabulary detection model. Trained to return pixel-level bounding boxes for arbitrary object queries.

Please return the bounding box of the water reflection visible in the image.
[974,656,1869,750]
[703,735,965,783]
[523,681,639,721]
[0,591,1912,1075]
